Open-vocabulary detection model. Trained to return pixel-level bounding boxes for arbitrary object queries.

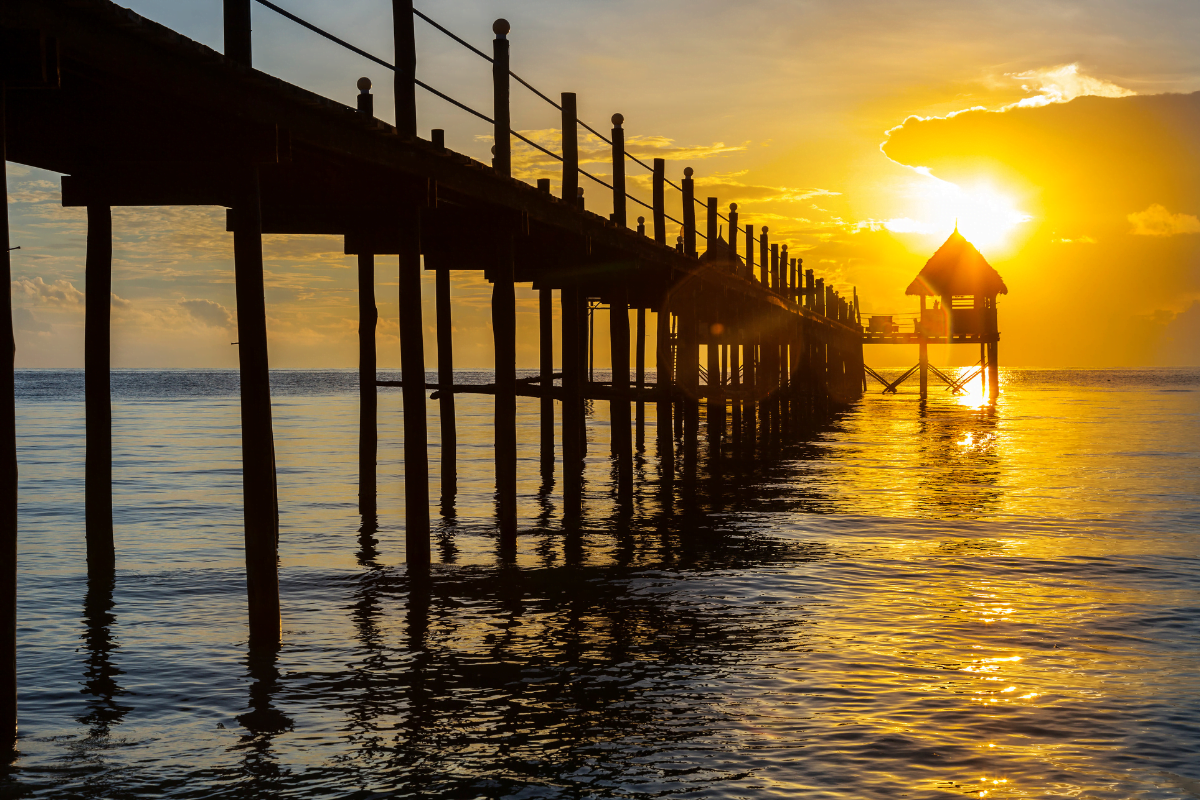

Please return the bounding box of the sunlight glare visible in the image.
[886,172,1031,251]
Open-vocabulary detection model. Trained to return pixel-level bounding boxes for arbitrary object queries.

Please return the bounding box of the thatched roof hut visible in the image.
[905,227,1008,297]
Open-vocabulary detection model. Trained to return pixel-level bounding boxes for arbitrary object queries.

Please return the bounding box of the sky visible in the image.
[6,0,1200,368]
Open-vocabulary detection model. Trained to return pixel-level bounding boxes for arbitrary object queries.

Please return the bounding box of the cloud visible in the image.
[1128,204,1200,237]
[12,307,50,333]
[13,277,83,306]
[179,298,234,328]
[111,293,132,309]
[1006,64,1136,109]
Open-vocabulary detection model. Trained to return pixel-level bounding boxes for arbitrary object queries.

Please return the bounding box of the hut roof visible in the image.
[905,227,1008,296]
[697,234,744,269]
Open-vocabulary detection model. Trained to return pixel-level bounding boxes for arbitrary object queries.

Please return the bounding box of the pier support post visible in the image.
[988,338,999,401]
[919,295,928,399]
[610,292,632,505]
[678,301,699,476]
[635,307,645,449]
[492,238,517,541]
[561,286,585,518]
[85,205,114,570]
[539,287,554,477]
[232,167,280,648]
[434,258,455,504]
[1,87,19,752]
[398,205,430,567]
[358,252,378,516]
[656,306,673,471]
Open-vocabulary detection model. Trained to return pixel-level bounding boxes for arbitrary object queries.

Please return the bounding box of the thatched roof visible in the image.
[905,227,1008,296]
[698,234,744,270]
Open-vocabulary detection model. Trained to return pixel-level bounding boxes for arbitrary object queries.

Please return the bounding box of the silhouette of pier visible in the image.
[0,0,868,749]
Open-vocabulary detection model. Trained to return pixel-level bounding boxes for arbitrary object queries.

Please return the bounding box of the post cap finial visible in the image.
[357,77,372,93]
[677,235,683,242]
[577,187,584,197]
[493,18,510,35]
[781,243,788,250]
[683,167,694,178]
[762,226,769,233]
[637,216,645,224]
[730,202,738,211]
[611,113,624,127]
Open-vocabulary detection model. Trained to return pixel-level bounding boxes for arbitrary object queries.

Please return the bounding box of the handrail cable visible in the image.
[254,0,722,247]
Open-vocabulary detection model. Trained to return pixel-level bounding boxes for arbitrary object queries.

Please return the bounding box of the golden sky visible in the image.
[6,0,1200,367]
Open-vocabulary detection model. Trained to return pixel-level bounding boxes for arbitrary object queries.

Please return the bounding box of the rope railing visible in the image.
[254,1,778,259]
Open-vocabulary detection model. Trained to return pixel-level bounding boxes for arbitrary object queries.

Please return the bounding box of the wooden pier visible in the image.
[0,0,867,749]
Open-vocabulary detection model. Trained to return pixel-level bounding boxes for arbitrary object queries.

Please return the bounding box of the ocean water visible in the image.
[2,368,1198,799]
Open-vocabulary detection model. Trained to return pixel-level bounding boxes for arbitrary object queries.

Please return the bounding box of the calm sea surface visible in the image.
[2,368,1198,799]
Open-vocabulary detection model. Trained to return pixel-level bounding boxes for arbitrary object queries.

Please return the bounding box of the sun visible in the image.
[886,171,1032,251]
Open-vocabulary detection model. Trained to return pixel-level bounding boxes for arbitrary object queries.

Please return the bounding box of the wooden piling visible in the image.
[635,306,646,447]
[392,0,417,137]
[359,251,379,515]
[223,0,252,66]
[610,292,632,504]
[539,287,554,475]
[656,305,673,465]
[398,204,430,566]
[491,20,511,177]
[561,93,578,203]
[492,236,517,540]
[84,205,114,569]
[611,114,626,227]
[232,166,280,647]
[561,286,584,517]
[0,86,18,752]
[434,257,455,502]
[919,294,928,399]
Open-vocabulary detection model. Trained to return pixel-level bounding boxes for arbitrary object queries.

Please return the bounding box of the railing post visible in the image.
[728,204,739,274]
[561,93,578,203]
[492,20,511,177]
[780,245,788,294]
[357,77,374,116]
[705,197,717,253]
[759,227,769,287]
[771,244,779,293]
[652,158,666,245]
[682,168,696,257]
[223,0,252,66]
[392,0,417,136]
[745,224,754,283]
[611,114,626,227]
